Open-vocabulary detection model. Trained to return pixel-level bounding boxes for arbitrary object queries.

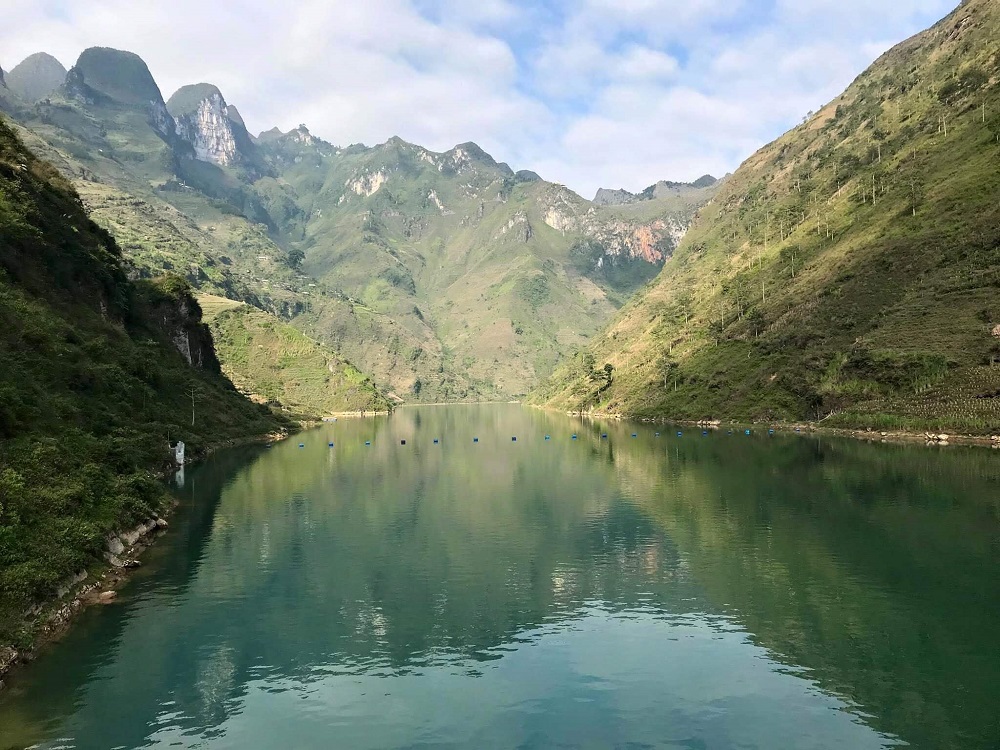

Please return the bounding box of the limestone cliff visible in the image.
[167,84,253,166]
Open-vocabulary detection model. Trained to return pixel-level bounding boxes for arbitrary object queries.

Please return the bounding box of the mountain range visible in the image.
[0,47,719,407]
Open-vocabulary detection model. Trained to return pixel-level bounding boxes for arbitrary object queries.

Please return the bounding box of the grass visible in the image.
[200,294,393,417]
[537,0,1000,434]
[0,117,292,646]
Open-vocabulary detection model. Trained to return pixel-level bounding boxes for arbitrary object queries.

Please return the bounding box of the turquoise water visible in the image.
[0,404,998,749]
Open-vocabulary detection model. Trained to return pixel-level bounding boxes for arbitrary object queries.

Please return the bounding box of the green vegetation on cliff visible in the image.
[538,0,1000,434]
[0,117,290,645]
[201,294,392,417]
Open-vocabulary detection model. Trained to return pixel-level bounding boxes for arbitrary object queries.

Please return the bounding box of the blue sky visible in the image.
[2,0,958,197]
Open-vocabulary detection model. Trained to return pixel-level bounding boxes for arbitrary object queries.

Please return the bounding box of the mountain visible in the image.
[200,294,392,417]
[1,51,719,401]
[593,175,719,206]
[0,116,290,642]
[5,53,66,102]
[537,0,1000,434]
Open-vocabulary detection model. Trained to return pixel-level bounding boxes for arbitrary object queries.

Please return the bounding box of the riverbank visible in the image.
[0,428,293,689]
[561,409,1000,449]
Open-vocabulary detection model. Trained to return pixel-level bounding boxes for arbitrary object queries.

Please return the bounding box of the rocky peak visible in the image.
[6,52,66,102]
[69,48,165,107]
[167,83,252,166]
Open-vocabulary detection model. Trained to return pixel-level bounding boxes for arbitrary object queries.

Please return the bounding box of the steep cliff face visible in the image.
[167,84,254,166]
[140,277,223,371]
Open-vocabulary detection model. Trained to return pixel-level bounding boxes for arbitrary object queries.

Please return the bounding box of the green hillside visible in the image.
[0,49,717,402]
[200,294,393,417]
[0,117,290,644]
[537,0,1000,434]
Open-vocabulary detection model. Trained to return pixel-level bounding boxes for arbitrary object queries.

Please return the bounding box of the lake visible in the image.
[0,404,997,749]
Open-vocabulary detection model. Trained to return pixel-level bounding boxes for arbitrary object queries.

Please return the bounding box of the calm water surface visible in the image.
[0,405,998,749]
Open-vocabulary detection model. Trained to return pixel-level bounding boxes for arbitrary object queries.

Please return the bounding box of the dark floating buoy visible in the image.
[401,439,406,445]
[655,432,660,437]
[768,429,775,435]
[545,435,551,440]
[677,431,683,437]
[601,434,608,439]
[365,441,371,446]
[434,438,439,444]
[512,437,517,442]
[632,434,637,438]
[299,443,305,448]
[745,430,751,436]
[728,430,733,435]
[329,442,334,447]
[572,434,578,440]
[474,437,479,443]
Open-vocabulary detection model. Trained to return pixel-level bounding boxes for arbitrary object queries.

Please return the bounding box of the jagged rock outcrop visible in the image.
[6,53,67,102]
[142,279,223,371]
[167,84,252,166]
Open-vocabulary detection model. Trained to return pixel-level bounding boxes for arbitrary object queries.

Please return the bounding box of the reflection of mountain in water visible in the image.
[2,406,998,750]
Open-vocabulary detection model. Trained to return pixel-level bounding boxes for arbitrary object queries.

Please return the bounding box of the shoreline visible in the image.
[0,428,293,689]
[558,408,1000,449]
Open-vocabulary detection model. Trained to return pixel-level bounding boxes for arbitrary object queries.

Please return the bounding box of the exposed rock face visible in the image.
[144,281,223,371]
[593,175,719,206]
[540,187,687,264]
[6,52,67,102]
[168,85,248,166]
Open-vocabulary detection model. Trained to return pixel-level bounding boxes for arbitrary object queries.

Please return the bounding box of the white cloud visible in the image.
[0,0,960,197]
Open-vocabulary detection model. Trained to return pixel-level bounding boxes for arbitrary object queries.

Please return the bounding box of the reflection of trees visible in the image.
[7,407,694,748]
[608,430,1000,750]
[6,410,998,750]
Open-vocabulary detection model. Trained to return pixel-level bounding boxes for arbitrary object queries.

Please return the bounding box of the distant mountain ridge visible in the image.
[5,52,65,102]
[593,174,719,206]
[1,45,720,401]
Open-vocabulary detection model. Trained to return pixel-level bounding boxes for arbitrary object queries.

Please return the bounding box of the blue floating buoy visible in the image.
[769,429,775,435]
[365,441,371,446]
[474,437,479,443]
[299,443,305,448]
[601,434,608,439]
[677,431,683,437]
[703,431,708,436]
[795,428,801,432]
[434,438,439,444]
[745,430,751,436]
[655,432,660,437]
[512,437,517,442]
[572,434,578,440]
[401,439,406,445]
[545,435,551,440]
[329,442,334,447]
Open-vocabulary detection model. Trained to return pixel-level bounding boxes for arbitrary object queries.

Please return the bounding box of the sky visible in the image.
[1,0,958,198]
